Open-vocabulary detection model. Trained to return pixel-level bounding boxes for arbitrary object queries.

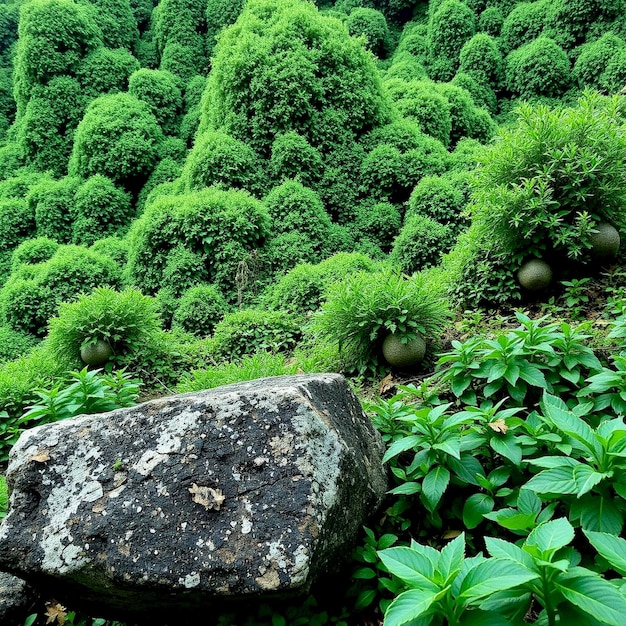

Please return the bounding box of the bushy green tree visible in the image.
[428,0,476,81]
[0,2,19,67]
[18,76,87,175]
[72,175,133,246]
[599,48,626,94]
[269,131,323,188]
[573,33,625,91]
[76,47,140,99]
[205,0,245,55]
[407,174,469,230]
[347,7,390,57]
[505,36,571,99]
[172,284,228,336]
[13,0,101,111]
[128,68,181,135]
[69,92,163,192]
[451,71,497,113]
[355,201,402,252]
[200,0,391,157]
[384,55,428,82]
[136,156,182,212]
[458,33,504,89]
[11,237,59,272]
[159,39,205,83]
[0,69,15,140]
[183,129,262,194]
[477,6,503,36]
[126,187,270,297]
[161,245,208,296]
[499,0,548,54]
[395,28,429,64]
[28,176,80,243]
[0,197,34,281]
[86,0,138,49]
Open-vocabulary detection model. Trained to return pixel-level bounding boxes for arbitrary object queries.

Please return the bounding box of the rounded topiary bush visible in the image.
[458,33,504,89]
[478,6,503,36]
[599,48,626,94]
[346,7,390,57]
[355,202,402,253]
[28,176,79,243]
[72,175,133,246]
[46,287,161,368]
[212,309,301,360]
[89,236,128,268]
[69,92,163,191]
[11,237,59,272]
[76,47,140,99]
[407,174,468,233]
[395,83,452,146]
[262,231,323,278]
[172,284,229,336]
[452,72,497,113]
[162,245,209,297]
[0,197,35,256]
[573,33,625,90]
[499,0,549,54]
[269,132,323,188]
[505,36,571,99]
[183,130,263,195]
[0,325,39,364]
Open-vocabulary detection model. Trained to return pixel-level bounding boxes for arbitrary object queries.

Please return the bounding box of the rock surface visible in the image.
[0,572,39,626]
[0,374,386,621]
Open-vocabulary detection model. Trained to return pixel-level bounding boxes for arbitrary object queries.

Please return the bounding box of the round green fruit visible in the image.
[517,259,552,291]
[382,333,426,368]
[590,222,620,259]
[80,339,113,366]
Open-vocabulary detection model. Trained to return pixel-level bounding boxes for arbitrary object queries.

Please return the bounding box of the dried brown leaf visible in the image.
[189,483,225,510]
[488,419,508,434]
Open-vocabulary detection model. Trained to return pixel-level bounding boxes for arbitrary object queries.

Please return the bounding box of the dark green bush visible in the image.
[13,0,101,109]
[355,202,402,252]
[0,3,19,67]
[0,69,15,141]
[391,214,455,273]
[499,0,548,54]
[88,0,138,49]
[76,47,140,99]
[183,130,263,194]
[183,74,206,111]
[200,0,391,157]
[89,236,129,268]
[599,48,626,94]
[0,144,25,182]
[0,246,122,336]
[128,68,182,136]
[478,6,503,36]
[72,175,134,246]
[269,132,323,188]
[18,76,87,176]
[451,72,497,113]
[159,40,205,84]
[69,92,163,192]
[347,7,390,57]
[46,287,161,368]
[172,284,228,336]
[396,30,429,63]
[428,0,476,81]
[212,309,301,360]
[359,144,407,203]
[205,0,245,54]
[11,237,59,272]
[262,231,324,278]
[261,251,381,315]
[573,33,625,91]
[458,33,504,89]
[505,36,571,99]
[126,187,270,296]
[0,326,39,364]
[162,245,209,297]
[136,157,182,212]
[0,198,35,258]
[407,174,468,230]
[28,176,80,243]
[384,55,428,82]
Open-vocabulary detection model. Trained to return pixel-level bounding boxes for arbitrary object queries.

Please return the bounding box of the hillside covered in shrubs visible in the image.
[3,0,626,624]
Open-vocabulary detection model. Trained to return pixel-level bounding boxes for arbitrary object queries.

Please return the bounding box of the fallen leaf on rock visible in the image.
[30,451,50,463]
[189,483,225,510]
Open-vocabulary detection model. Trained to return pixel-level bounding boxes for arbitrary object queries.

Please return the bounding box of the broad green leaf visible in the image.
[378,547,438,589]
[447,455,485,486]
[518,364,548,388]
[438,533,465,583]
[484,537,535,570]
[573,465,606,498]
[432,437,461,460]
[579,495,624,534]
[484,508,536,532]
[541,393,602,460]
[355,589,377,610]
[517,488,541,515]
[556,572,626,626]
[383,435,422,464]
[584,530,626,576]
[490,434,522,466]
[524,467,578,495]
[463,493,495,529]
[422,466,450,512]
[382,589,440,626]
[389,482,421,496]
[525,518,574,557]
[527,455,579,469]
[457,558,538,606]
[459,609,516,626]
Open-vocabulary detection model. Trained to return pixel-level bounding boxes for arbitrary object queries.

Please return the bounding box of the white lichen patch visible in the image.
[179,572,201,588]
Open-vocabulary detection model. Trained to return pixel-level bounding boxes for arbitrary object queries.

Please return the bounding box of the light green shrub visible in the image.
[573,33,625,90]
[172,284,228,336]
[0,326,39,364]
[347,7,390,57]
[11,237,59,272]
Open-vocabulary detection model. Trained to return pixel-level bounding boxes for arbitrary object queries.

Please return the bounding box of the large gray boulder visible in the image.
[0,374,386,621]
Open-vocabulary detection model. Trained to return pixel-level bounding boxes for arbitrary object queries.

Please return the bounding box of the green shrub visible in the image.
[200,0,391,157]
[0,144,25,182]
[126,187,270,296]
[72,175,134,246]
[183,74,206,111]
[172,284,228,336]
[505,36,571,99]
[396,30,429,62]
[360,119,424,153]
[391,214,456,273]
[76,47,140,99]
[206,0,246,54]
[183,130,263,195]
[162,245,209,297]
[355,202,402,252]
[384,55,428,82]
[311,269,451,374]
[0,69,15,141]
[69,92,163,192]
[0,197,35,257]
[269,132,323,188]
[499,0,548,54]
[599,48,626,94]
[0,246,122,337]
[153,0,207,54]
[18,76,87,176]
[478,6,503,36]
[0,170,47,200]
[11,237,59,272]
[347,7,390,57]
[177,351,296,393]
[573,33,625,91]
[261,252,381,315]
[159,40,205,84]
[458,33,503,89]
[407,174,468,229]
[136,157,182,212]
[88,0,138,49]
[128,68,182,136]
[212,309,301,359]
[451,71,497,113]
[262,231,324,278]
[89,237,129,268]
[0,326,39,364]
[46,287,161,368]
[428,0,476,81]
